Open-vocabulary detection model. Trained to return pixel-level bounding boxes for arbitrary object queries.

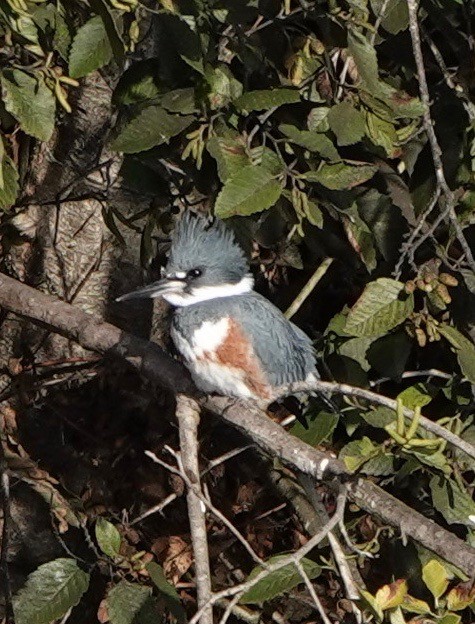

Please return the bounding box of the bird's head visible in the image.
[117,212,253,307]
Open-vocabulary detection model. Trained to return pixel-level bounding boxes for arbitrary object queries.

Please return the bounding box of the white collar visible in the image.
[163,274,254,307]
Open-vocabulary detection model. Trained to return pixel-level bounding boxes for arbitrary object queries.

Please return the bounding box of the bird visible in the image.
[117,212,319,405]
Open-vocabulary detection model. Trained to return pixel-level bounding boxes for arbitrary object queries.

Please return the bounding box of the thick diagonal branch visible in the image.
[0,273,475,576]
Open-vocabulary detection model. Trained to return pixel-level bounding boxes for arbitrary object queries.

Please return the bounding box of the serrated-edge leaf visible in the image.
[344,278,414,337]
[95,517,121,558]
[235,89,300,112]
[280,124,339,160]
[112,106,193,153]
[69,15,113,79]
[13,558,89,624]
[304,162,377,190]
[215,164,282,218]
[240,556,321,604]
[2,69,56,141]
[107,580,151,624]
[207,135,250,182]
[327,101,366,146]
[347,28,381,93]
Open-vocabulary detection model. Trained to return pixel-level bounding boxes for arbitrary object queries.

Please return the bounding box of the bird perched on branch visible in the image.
[117,212,319,404]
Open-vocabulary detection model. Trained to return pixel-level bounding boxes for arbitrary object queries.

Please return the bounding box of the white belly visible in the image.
[171,320,258,399]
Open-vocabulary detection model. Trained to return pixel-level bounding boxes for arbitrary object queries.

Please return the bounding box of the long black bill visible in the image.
[116,278,184,302]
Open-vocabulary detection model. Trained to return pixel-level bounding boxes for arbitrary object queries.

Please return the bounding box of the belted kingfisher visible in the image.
[117,213,319,404]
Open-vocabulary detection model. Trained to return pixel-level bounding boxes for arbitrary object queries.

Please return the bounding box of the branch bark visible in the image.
[175,395,213,624]
[1,273,475,576]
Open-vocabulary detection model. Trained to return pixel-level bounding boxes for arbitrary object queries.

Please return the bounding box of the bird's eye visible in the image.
[187,268,202,279]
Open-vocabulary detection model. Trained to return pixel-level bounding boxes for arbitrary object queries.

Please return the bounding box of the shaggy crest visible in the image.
[167,212,249,284]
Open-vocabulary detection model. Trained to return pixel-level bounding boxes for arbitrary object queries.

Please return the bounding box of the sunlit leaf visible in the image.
[13,558,89,624]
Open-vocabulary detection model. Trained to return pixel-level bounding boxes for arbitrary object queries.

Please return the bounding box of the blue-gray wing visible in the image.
[218,293,318,386]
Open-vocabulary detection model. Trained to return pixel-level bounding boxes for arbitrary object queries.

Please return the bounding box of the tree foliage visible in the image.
[1,0,475,622]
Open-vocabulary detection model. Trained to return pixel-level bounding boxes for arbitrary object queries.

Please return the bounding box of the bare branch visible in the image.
[407,0,475,273]
[1,273,474,575]
[176,395,213,624]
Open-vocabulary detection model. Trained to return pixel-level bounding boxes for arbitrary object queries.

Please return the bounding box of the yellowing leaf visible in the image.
[422,559,449,600]
[446,583,475,611]
[375,579,408,610]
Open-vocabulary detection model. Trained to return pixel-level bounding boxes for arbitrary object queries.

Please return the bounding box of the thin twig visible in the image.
[0,440,14,624]
[189,487,348,624]
[130,493,178,525]
[295,560,332,624]
[285,258,334,319]
[407,0,475,273]
[164,449,265,567]
[370,368,452,387]
[276,379,475,461]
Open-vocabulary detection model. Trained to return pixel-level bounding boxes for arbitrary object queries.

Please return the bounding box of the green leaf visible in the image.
[0,156,19,210]
[304,162,377,190]
[400,594,431,615]
[438,324,475,383]
[430,475,475,527]
[422,559,449,600]
[2,69,55,141]
[207,134,250,183]
[235,89,300,112]
[370,0,409,34]
[327,101,365,146]
[362,407,396,429]
[107,581,151,624]
[111,107,193,153]
[240,556,321,604]
[69,15,113,79]
[397,383,435,409]
[347,28,381,94]
[214,164,282,218]
[13,558,89,624]
[280,124,339,160]
[344,278,414,337]
[206,65,242,110]
[95,517,121,558]
[290,410,339,446]
[365,111,399,157]
[337,336,373,371]
[362,452,396,476]
[308,106,330,132]
[146,562,186,623]
[438,615,461,624]
[339,437,380,472]
[162,88,198,114]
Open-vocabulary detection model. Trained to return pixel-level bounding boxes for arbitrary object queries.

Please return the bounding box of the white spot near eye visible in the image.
[175,271,187,279]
